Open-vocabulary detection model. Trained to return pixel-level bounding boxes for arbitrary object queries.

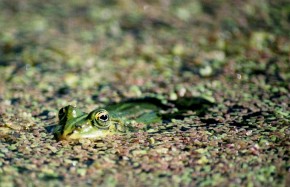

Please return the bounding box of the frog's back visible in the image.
[105,101,162,124]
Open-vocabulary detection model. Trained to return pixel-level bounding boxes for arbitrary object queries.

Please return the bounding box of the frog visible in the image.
[53,96,215,140]
[53,105,126,140]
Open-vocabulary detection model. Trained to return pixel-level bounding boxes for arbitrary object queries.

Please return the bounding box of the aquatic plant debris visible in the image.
[0,0,289,186]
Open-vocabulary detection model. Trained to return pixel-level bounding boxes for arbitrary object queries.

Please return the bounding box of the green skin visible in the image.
[54,105,126,140]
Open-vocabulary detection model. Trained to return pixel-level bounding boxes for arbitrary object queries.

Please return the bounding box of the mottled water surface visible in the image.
[0,0,289,186]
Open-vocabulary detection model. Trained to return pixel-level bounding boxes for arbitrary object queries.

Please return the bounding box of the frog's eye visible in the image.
[95,111,109,122]
[99,114,109,122]
[91,110,111,128]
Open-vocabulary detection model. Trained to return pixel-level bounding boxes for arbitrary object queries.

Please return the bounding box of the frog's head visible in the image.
[66,109,118,140]
[54,107,121,140]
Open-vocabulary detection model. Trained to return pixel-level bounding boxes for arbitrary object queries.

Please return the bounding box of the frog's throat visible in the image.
[65,128,111,139]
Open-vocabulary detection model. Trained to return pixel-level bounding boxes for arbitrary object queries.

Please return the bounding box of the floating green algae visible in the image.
[0,0,289,186]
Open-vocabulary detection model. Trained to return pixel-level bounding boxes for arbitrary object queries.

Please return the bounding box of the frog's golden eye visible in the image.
[90,109,111,129]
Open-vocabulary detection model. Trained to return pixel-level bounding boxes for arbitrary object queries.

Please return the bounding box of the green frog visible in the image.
[53,97,215,140]
[53,105,126,140]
